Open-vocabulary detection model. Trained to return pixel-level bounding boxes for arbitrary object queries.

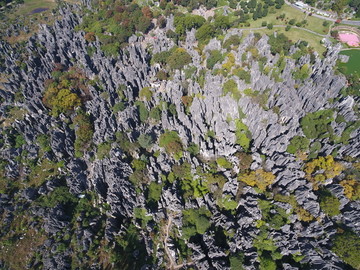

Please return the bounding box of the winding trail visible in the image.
[163,215,194,270]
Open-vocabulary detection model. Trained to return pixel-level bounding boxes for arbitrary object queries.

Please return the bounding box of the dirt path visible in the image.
[163,215,194,270]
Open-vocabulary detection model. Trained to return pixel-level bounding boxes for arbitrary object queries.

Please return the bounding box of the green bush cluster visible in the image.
[233,68,251,84]
[139,87,153,101]
[223,35,241,51]
[206,50,224,69]
[159,130,183,157]
[153,47,192,70]
[73,110,94,157]
[182,207,211,239]
[80,2,152,56]
[300,109,334,139]
[195,23,215,43]
[42,69,88,117]
[235,119,252,152]
[223,79,241,101]
[268,33,292,55]
[293,64,310,80]
[286,136,310,154]
[97,142,111,160]
[318,189,341,217]
[216,157,233,169]
[174,14,205,35]
[332,230,360,269]
[147,182,163,203]
[135,101,149,123]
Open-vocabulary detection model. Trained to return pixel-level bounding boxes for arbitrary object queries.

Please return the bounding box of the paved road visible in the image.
[285,0,360,26]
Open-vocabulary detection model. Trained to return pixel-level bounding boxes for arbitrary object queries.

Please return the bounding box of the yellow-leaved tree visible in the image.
[238,169,276,192]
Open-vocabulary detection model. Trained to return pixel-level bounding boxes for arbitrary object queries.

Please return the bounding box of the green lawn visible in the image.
[241,27,326,55]
[247,5,329,35]
[339,50,360,75]
[14,0,56,16]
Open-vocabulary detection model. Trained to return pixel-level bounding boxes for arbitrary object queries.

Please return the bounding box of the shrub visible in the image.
[37,134,52,153]
[223,79,241,101]
[229,253,245,270]
[38,186,77,208]
[174,14,205,35]
[131,159,147,171]
[293,64,310,80]
[137,134,154,149]
[139,87,153,101]
[233,68,251,84]
[168,48,192,70]
[218,195,238,210]
[319,189,341,216]
[159,130,183,155]
[134,208,152,228]
[267,23,273,29]
[97,142,111,160]
[238,169,275,192]
[112,102,126,113]
[300,109,334,139]
[207,50,223,69]
[286,136,310,154]
[43,87,81,117]
[149,106,162,121]
[332,230,360,269]
[136,101,149,122]
[268,33,292,55]
[182,207,211,239]
[214,15,231,29]
[115,131,139,154]
[235,119,251,152]
[304,155,343,183]
[339,178,360,200]
[222,53,235,73]
[73,110,94,156]
[147,182,163,203]
[153,50,171,65]
[195,23,215,42]
[155,70,168,80]
[187,142,200,156]
[223,35,241,50]
[236,151,253,171]
[216,157,233,169]
[289,19,296,25]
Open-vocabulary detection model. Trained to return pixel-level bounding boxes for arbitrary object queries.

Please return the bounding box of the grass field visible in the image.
[241,27,326,55]
[247,5,330,35]
[14,0,56,16]
[339,50,360,75]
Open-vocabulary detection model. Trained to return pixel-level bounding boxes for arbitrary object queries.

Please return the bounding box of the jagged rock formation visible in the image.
[0,2,360,270]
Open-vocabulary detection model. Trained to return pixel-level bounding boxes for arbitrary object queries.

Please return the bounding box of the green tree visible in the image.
[137,134,154,149]
[147,182,163,203]
[300,109,334,139]
[332,230,360,269]
[195,23,215,42]
[207,50,223,69]
[286,136,310,154]
[139,87,153,101]
[319,189,341,216]
[168,48,192,70]
[159,130,183,155]
[182,207,211,239]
